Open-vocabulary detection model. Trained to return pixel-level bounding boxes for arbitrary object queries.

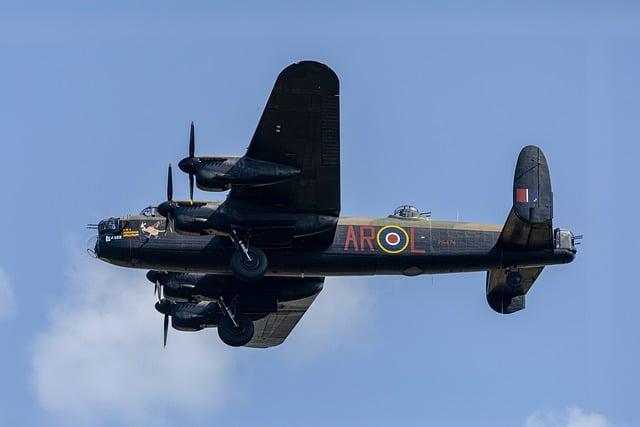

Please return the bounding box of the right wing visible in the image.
[245,280,323,348]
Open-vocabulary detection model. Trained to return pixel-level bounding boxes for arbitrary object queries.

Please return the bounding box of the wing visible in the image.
[486,267,544,314]
[229,61,340,216]
[245,283,323,348]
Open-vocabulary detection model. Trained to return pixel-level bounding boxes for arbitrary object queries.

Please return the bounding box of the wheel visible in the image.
[506,271,523,289]
[230,247,268,282]
[218,313,254,347]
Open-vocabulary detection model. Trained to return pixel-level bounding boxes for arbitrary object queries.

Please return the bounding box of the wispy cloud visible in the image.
[283,276,373,356]
[31,253,234,425]
[31,249,372,425]
[524,407,615,427]
[0,266,16,320]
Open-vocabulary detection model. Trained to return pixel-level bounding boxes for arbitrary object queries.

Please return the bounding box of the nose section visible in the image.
[86,235,99,258]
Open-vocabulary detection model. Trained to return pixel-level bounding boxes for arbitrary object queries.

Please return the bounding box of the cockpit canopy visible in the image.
[140,206,160,217]
[391,205,431,219]
[98,217,123,234]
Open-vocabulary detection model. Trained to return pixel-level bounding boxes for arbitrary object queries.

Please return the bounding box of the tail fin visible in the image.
[487,145,553,314]
[499,145,553,250]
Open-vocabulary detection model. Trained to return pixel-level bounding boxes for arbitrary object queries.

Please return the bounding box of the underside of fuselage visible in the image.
[94,216,575,276]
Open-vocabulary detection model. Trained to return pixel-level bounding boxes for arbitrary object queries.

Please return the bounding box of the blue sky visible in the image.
[1,2,638,426]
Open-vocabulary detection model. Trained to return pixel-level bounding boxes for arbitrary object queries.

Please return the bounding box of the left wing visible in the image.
[229,61,340,217]
[245,283,323,348]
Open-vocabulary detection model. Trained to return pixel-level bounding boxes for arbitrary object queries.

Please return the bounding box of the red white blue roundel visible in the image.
[376,225,409,254]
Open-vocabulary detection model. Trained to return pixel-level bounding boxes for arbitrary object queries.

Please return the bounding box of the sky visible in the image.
[1,1,638,426]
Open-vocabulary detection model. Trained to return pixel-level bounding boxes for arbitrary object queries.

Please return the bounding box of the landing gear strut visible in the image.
[216,296,254,347]
[229,230,268,282]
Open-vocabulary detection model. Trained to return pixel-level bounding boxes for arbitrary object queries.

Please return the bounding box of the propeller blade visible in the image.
[189,173,194,202]
[155,280,161,303]
[189,121,195,158]
[167,163,173,202]
[163,313,169,348]
[167,213,175,233]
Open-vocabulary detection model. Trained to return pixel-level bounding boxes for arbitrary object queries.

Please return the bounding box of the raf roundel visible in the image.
[376,225,409,254]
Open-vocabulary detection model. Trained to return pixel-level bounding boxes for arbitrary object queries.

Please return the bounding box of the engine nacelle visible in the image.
[148,271,211,302]
[147,271,324,306]
[179,155,301,192]
[171,315,209,332]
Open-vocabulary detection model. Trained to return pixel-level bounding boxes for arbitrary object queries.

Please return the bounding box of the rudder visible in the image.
[487,145,554,314]
[499,145,553,250]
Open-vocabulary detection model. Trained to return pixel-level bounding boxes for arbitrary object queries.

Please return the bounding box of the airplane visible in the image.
[89,61,578,348]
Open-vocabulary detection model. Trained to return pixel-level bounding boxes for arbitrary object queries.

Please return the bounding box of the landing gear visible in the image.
[229,230,268,282]
[506,271,523,289]
[231,247,267,281]
[218,314,254,347]
[217,297,254,347]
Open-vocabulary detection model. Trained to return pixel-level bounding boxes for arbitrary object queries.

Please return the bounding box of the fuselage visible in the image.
[93,214,575,277]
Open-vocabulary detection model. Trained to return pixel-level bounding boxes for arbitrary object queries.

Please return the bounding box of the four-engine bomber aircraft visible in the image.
[89,61,578,348]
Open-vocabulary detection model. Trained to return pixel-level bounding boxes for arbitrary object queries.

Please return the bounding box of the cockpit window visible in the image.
[140,206,159,217]
[394,205,420,218]
[98,218,122,234]
[392,205,431,219]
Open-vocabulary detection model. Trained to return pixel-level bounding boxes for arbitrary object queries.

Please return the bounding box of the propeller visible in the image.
[163,311,169,347]
[155,298,172,348]
[167,163,173,202]
[154,280,162,303]
[146,270,163,302]
[189,122,195,203]
[178,121,198,204]
[157,164,175,232]
[148,271,170,346]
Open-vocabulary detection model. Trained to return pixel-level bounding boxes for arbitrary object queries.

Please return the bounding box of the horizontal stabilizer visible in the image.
[499,145,553,250]
[486,267,543,314]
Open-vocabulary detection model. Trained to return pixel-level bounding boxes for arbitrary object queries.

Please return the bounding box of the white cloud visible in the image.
[0,266,16,319]
[32,249,373,424]
[524,407,615,427]
[31,252,234,425]
[283,277,373,355]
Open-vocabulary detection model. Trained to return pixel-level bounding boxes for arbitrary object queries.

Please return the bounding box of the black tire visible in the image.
[218,313,254,347]
[230,247,268,282]
[506,271,523,289]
